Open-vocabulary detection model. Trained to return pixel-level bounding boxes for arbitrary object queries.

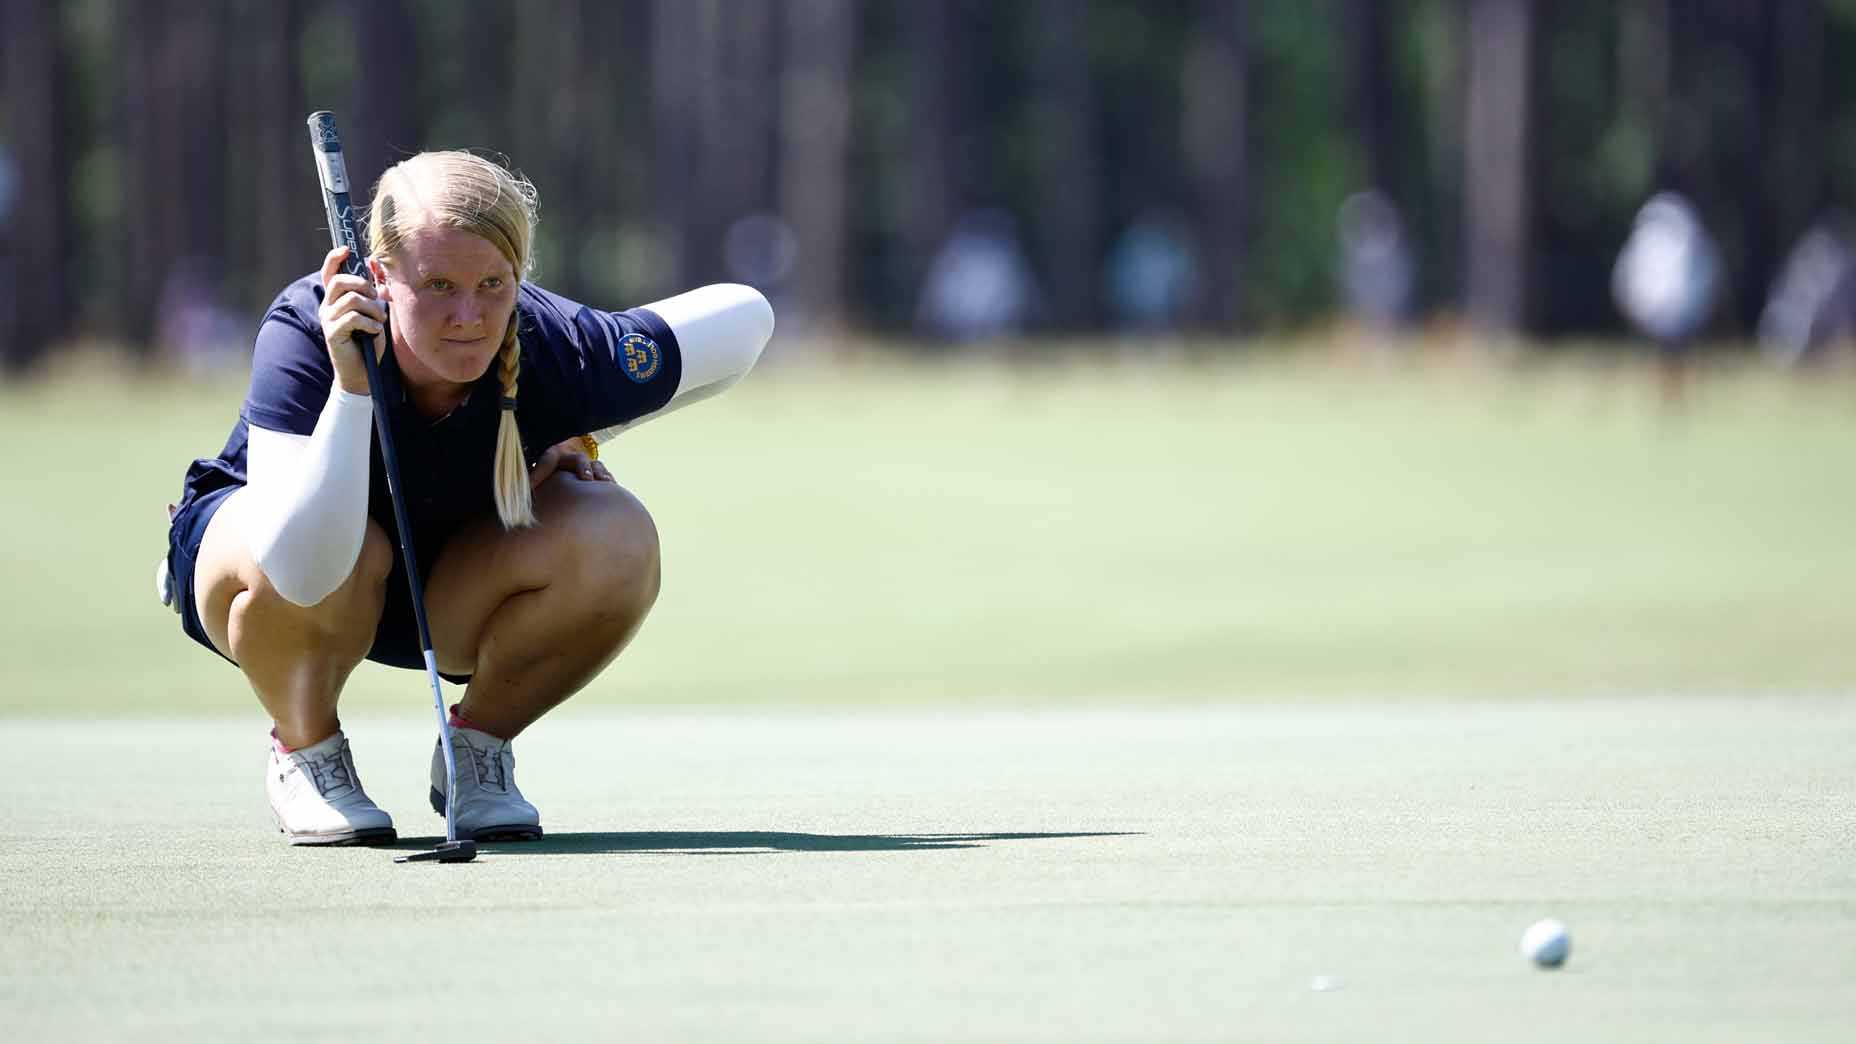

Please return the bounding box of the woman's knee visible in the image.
[353,521,394,594]
[543,479,662,610]
[248,520,391,611]
[587,485,661,610]
[217,518,391,652]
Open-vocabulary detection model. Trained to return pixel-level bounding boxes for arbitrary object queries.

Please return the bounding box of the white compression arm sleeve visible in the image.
[589,283,773,442]
[245,389,375,607]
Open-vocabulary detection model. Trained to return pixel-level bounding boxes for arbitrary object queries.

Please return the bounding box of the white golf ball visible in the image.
[1521,919,1571,968]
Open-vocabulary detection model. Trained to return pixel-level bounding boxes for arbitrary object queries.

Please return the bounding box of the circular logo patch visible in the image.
[618,333,661,383]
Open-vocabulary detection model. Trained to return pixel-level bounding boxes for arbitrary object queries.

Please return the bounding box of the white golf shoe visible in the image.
[430,725,543,841]
[267,731,396,845]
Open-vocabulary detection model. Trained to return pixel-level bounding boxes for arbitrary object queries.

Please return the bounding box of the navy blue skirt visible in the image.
[166,484,473,684]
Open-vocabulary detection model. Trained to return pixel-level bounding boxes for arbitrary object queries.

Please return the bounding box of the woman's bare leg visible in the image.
[192,489,394,748]
[423,474,662,739]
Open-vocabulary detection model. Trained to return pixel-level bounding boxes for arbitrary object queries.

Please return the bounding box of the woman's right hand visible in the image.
[318,245,387,396]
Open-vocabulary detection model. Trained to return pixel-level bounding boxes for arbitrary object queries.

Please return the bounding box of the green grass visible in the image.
[4,351,1856,714]
[4,699,1853,1042]
[5,350,1855,1042]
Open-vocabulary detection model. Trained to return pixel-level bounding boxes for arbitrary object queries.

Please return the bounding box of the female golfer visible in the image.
[159,150,772,845]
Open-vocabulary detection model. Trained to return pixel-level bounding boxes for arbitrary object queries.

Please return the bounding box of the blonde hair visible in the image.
[368,151,541,529]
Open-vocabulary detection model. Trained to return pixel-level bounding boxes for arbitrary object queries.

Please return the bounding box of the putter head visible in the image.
[395,839,477,864]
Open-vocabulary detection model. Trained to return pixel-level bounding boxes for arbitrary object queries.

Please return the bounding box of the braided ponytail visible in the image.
[367,150,541,530]
[492,320,534,528]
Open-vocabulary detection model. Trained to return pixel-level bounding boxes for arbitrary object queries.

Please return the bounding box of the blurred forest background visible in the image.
[3,0,1856,373]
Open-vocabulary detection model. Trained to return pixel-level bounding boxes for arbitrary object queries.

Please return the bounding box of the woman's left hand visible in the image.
[531,437,614,488]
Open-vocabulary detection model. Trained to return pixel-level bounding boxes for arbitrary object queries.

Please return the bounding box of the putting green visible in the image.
[4,698,1853,1042]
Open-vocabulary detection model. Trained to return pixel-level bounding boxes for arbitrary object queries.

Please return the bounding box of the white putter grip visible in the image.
[589,284,773,443]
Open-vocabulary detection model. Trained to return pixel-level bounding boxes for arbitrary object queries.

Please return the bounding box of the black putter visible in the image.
[307,111,476,865]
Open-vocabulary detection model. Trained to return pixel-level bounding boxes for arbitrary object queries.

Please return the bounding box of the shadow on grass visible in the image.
[388,830,1137,856]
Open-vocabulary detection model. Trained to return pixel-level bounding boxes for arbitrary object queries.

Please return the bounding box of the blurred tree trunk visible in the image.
[700,2,776,282]
[454,3,515,149]
[1030,0,1099,331]
[512,0,593,297]
[1354,0,1395,195]
[568,0,651,304]
[1729,1,1778,332]
[349,0,422,182]
[1461,0,1535,336]
[116,0,230,355]
[0,0,72,370]
[1182,0,1248,332]
[1742,0,1823,330]
[175,2,228,280]
[599,0,654,212]
[649,0,709,293]
[650,0,775,290]
[1649,0,1809,333]
[779,0,856,332]
[116,0,160,344]
[1660,0,1719,206]
[904,2,960,302]
[226,0,312,312]
[1619,0,1673,186]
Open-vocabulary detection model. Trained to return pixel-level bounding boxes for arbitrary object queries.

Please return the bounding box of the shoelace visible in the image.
[464,740,512,792]
[299,747,356,799]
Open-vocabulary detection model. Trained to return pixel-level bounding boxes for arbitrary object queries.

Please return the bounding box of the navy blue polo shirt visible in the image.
[178,272,682,543]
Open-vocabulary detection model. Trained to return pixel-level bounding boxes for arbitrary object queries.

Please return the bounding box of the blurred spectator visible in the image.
[1613,192,1720,408]
[724,213,800,290]
[154,261,248,375]
[0,144,17,223]
[1612,192,1720,344]
[0,144,15,367]
[724,212,800,334]
[916,210,1038,343]
[1335,190,1414,334]
[1106,212,1198,331]
[1758,218,1856,368]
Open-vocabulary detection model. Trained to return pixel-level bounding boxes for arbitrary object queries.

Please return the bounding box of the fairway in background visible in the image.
[5,353,1856,716]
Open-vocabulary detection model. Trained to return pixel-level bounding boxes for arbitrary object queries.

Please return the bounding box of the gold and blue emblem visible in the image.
[618,333,661,383]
